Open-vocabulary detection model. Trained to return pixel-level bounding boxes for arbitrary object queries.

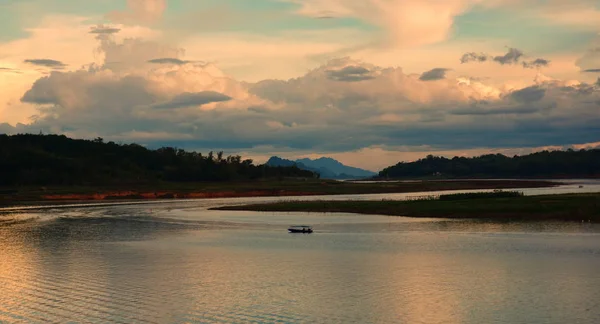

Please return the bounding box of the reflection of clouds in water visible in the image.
[0,212,41,226]
[0,227,38,318]
[0,204,599,323]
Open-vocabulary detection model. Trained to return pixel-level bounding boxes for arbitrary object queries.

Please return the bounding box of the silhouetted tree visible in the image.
[379,149,600,179]
[0,134,315,186]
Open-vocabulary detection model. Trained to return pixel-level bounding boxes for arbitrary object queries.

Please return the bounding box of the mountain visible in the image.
[296,157,376,178]
[266,156,376,179]
[264,156,297,168]
[265,156,336,178]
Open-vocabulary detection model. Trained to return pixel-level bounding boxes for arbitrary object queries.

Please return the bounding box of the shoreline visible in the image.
[0,179,560,208]
[212,192,600,222]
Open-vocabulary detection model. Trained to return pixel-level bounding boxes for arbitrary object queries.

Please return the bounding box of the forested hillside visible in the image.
[379,150,600,179]
[0,134,316,186]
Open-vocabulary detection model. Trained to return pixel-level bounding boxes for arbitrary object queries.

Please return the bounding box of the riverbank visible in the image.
[0,179,559,207]
[212,192,600,222]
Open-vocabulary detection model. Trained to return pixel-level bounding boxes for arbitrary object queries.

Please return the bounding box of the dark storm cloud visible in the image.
[522,58,550,69]
[451,106,540,116]
[493,48,524,65]
[510,86,546,103]
[419,68,450,81]
[461,48,549,69]
[460,52,490,63]
[147,58,190,65]
[326,66,374,82]
[89,26,121,34]
[151,91,232,109]
[24,59,67,69]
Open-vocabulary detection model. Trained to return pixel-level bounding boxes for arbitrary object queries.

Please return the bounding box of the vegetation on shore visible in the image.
[378,150,600,179]
[0,134,574,207]
[0,179,559,206]
[438,190,524,200]
[212,192,600,222]
[0,134,316,186]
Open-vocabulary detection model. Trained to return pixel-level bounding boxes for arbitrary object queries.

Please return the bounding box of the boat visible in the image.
[288,225,313,233]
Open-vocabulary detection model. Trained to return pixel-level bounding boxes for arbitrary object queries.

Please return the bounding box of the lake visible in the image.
[1,181,600,323]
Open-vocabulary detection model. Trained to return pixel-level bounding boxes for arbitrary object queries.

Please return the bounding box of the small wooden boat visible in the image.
[288,225,313,233]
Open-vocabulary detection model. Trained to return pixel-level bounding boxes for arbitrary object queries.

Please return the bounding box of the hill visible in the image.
[378,150,600,179]
[265,156,334,178]
[266,156,376,179]
[296,157,376,178]
[0,134,316,186]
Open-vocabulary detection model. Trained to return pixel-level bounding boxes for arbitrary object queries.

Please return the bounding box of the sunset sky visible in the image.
[1,0,599,170]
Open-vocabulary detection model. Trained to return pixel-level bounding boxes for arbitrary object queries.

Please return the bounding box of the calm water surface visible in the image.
[1,182,600,323]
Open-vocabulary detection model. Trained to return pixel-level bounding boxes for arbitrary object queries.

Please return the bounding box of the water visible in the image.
[1,195,600,323]
[2,179,600,215]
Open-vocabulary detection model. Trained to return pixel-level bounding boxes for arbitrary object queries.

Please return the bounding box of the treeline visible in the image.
[379,150,600,179]
[0,134,317,186]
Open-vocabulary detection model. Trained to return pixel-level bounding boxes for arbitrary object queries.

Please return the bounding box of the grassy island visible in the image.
[212,192,600,222]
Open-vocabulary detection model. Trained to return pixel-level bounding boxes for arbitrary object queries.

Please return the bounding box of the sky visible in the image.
[1,0,600,171]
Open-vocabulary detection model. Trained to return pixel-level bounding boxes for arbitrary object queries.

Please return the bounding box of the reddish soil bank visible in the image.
[41,190,319,201]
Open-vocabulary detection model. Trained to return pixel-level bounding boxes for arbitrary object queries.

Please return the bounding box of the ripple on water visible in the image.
[0,200,599,323]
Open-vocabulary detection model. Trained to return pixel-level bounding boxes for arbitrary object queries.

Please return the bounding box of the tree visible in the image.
[0,134,317,186]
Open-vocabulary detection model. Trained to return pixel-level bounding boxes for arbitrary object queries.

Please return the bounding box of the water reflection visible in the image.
[0,202,599,323]
[2,179,600,215]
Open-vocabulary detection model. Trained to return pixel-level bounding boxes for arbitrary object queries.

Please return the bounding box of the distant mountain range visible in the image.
[265,156,376,179]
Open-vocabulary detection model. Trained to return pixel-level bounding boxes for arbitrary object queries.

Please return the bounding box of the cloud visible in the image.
[509,85,546,103]
[151,91,232,109]
[461,48,550,70]
[326,65,375,82]
[99,38,184,72]
[286,0,479,47]
[21,70,157,108]
[493,48,524,65]
[576,45,600,72]
[315,15,336,19]
[179,28,366,82]
[419,68,450,81]
[522,58,550,69]
[107,0,166,25]
[583,69,600,73]
[16,33,263,136]
[0,67,22,74]
[451,106,540,116]
[536,4,600,30]
[0,123,16,134]
[147,58,190,65]
[89,25,121,35]
[11,27,600,170]
[460,52,489,63]
[23,59,67,69]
